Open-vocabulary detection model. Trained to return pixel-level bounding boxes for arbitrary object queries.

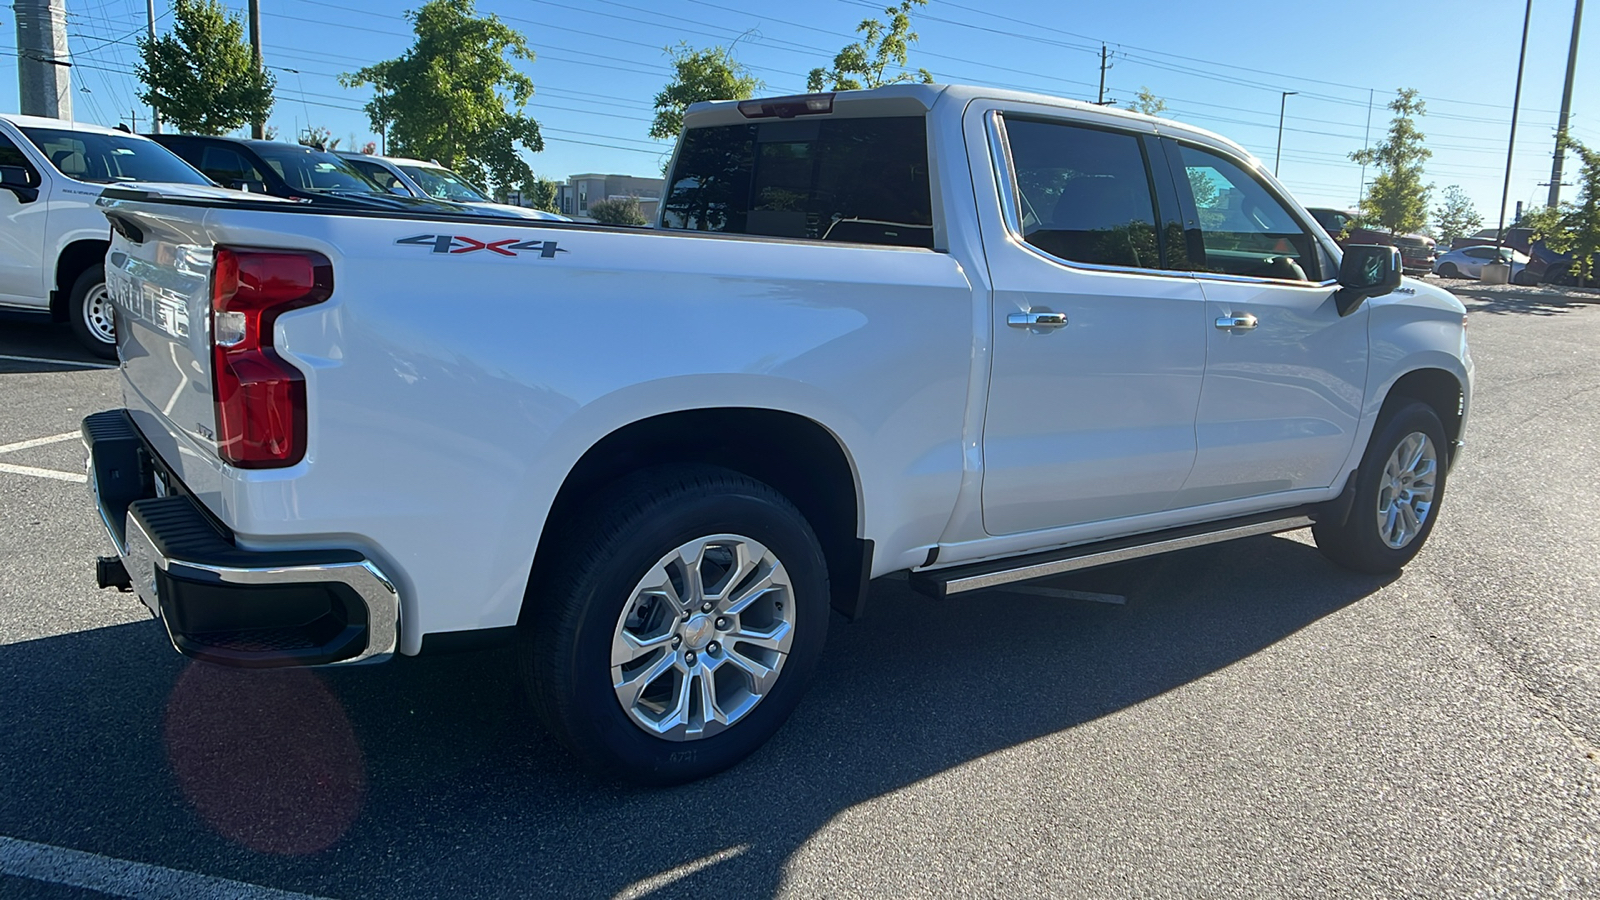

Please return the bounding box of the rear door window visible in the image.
[1001,118,1163,270]
[199,146,265,186]
[661,117,933,248]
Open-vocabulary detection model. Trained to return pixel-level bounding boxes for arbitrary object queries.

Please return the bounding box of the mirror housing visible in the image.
[0,165,38,203]
[1335,244,1402,316]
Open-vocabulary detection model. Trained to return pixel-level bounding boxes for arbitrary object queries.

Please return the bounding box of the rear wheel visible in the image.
[67,265,116,359]
[1314,401,1448,574]
[519,465,829,784]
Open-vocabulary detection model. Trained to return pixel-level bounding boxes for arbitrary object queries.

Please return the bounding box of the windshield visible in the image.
[398,164,488,202]
[20,127,210,185]
[251,144,384,193]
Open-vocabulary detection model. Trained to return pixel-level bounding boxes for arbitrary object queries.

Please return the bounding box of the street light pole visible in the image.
[1496,0,1534,262]
[1274,91,1298,177]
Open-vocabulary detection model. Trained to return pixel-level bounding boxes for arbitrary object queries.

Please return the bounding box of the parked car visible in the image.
[88,84,1471,784]
[145,134,520,217]
[338,152,568,221]
[0,114,225,357]
[1452,227,1534,255]
[1307,207,1437,275]
[1520,239,1597,287]
[1432,245,1527,280]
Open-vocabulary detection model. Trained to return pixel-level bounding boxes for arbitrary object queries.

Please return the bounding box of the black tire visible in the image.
[518,465,829,784]
[1437,262,1461,279]
[66,264,116,359]
[1314,401,1449,575]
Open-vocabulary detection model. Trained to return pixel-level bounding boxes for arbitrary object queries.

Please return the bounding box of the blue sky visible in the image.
[2,0,1594,225]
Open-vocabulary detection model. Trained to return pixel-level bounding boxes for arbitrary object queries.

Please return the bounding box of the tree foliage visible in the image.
[1431,185,1482,245]
[1350,88,1432,235]
[806,0,933,91]
[650,44,762,140]
[340,0,543,196]
[588,196,648,226]
[522,177,560,214]
[135,0,274,136]
[1125,87,1167,117]
[1522,137,1600,287]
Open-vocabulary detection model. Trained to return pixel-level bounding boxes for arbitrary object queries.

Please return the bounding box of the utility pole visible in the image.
[1548,0,1585,208]
[1097,44,1109,105]
[1497,0,1534,260]
[1363,88,1376,206]
[146,0,161,133]
[15,0,72,119]
[1274,91,1297,177]
[248,0,265,139]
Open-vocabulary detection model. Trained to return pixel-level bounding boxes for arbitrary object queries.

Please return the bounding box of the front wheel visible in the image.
[519,466,829,784]
[1314,401,1448,574]
[67,265,116,359]
[1437,262,1461,279]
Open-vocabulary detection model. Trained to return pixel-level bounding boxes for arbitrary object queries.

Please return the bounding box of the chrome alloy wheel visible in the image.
[81,282,115,345]
[610,534,796,741]
[1376,431,1438,549]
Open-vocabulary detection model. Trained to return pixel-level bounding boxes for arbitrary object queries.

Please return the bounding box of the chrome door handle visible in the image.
[1215,313,1258,331]
[1008,311,1068,328]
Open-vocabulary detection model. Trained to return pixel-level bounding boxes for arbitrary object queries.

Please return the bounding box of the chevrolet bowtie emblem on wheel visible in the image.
[396,234,569,258]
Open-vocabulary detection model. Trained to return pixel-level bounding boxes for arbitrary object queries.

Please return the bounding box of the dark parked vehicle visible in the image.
[1522,239,1597,287]
[144,135,515,216]
[1307,207,1436,275]
[1451,227,1534,256]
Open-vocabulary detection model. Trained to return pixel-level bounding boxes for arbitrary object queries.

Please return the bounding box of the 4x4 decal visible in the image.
[397,234,568,258]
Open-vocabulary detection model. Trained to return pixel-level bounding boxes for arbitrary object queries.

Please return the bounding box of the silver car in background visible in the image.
[339,152,568,221]
[1433,245,1528,281]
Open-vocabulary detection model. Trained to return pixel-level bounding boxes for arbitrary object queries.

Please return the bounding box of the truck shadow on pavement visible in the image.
[0,534,1395,899]
[1450,285,1600,317]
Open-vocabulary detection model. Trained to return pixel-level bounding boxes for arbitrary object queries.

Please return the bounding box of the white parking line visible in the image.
[0,835,334,900]
[0,352,118,370]
[0,431,78,455]
[612,844,750,900]
[0,462,86,484]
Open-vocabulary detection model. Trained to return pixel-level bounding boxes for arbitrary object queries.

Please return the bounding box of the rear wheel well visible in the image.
[52,240,109,320]
[526,408,866,621]
[1382,368,1464,462]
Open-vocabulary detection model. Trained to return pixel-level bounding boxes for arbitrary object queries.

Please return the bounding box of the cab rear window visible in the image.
[661,117,934,248]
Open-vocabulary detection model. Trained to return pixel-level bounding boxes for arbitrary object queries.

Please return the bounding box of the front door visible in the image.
[974,108,1208,536]
[0,130,47,306]
[1166,141,1368,507]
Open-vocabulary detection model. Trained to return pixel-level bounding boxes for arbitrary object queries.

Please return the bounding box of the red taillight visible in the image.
[210,247,332,468]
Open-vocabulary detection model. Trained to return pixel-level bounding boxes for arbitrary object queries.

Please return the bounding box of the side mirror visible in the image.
[388,184,412,197]
[1335,244,1402,316]
[228,180,268,194]
[0,165,38,203]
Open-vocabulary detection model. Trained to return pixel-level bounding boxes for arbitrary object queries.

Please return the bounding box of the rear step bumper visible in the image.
[908,509,1319,600]
[82,409,400,667]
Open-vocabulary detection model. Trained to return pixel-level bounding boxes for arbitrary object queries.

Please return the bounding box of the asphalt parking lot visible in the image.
[1,290,1598,899]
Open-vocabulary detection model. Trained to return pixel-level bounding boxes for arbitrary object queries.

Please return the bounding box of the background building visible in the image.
[557,173,663,221]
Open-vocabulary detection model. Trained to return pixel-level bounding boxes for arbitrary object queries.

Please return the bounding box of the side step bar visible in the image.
[908,509,1317,600]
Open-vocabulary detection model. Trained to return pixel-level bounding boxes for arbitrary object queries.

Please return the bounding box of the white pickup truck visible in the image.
[0,114,221,357]
[84,84,1472,783]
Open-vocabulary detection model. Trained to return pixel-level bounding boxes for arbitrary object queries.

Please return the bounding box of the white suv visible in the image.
[0,114,217,357]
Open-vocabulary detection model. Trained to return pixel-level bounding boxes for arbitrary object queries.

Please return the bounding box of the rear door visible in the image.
[0,128,48,306]
[1162,139,1367,507]
[972,104,1208,535]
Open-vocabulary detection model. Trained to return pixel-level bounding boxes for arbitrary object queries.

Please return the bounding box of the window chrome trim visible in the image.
[985,107,1338,289]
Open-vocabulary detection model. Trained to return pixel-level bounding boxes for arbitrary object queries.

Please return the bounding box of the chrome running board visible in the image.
[908,510,1316,600]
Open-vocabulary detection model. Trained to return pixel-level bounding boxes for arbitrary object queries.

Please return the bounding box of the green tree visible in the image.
[1522,137,1600,287]
[650,44,762,140]
[1125,87,1167,117]
[341,0,543,197]
[135,0,274,136]
[806,0,934,91]
[1432,185,1482,245]
[1350,88,1432,235]
[523,177,560,214]
[588,196,648,226]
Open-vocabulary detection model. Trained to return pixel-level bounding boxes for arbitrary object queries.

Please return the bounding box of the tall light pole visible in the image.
[146,0,160,132]
[1274,91,1298,177]
[1497,0,1534,260]
[1548,0,1584,207]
